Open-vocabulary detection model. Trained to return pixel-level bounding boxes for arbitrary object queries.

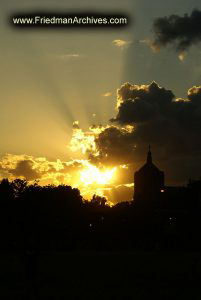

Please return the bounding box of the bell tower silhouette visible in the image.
[134,146,164,206]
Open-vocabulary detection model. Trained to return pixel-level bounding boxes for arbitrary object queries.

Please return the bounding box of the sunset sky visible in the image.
[1,0,201,204]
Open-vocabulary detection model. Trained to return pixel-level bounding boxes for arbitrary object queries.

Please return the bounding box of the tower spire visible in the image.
[147,144,152,164]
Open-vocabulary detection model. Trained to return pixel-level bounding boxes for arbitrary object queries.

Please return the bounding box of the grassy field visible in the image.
[0,251,201,299]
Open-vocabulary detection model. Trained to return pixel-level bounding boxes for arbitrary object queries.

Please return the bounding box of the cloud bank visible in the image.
[92,82,201,184]
[152,9,201,51]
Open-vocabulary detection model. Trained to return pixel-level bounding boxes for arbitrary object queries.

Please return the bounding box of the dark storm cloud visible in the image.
[93,82,201,183]
[91,126,136,165]
[152,9,201,51]
[111,81,201,132]
[10,160,41,181]
[111,81,174,124]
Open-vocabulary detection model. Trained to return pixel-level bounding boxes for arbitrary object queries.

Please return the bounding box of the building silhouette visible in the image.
[134,146,164,206]
[133,146,201,213]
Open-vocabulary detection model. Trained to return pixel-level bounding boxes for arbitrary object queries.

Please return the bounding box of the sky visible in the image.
[0,0,201,204]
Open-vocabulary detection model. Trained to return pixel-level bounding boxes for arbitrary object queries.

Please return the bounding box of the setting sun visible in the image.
[79,162,116,186]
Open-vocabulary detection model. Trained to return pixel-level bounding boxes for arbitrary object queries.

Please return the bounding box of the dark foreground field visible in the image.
[0,251,201,299]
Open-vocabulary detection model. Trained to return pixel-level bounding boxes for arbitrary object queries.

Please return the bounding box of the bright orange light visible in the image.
[79,162,116,186]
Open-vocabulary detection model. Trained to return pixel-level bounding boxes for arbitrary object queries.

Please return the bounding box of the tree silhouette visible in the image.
[91,194,107,207]
[12,179,28,198]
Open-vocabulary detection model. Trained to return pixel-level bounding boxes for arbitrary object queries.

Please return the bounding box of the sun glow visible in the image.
[79,161,116,186]
[70,126,97,155]
[69,121,106,156]
[67,122,119,201]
